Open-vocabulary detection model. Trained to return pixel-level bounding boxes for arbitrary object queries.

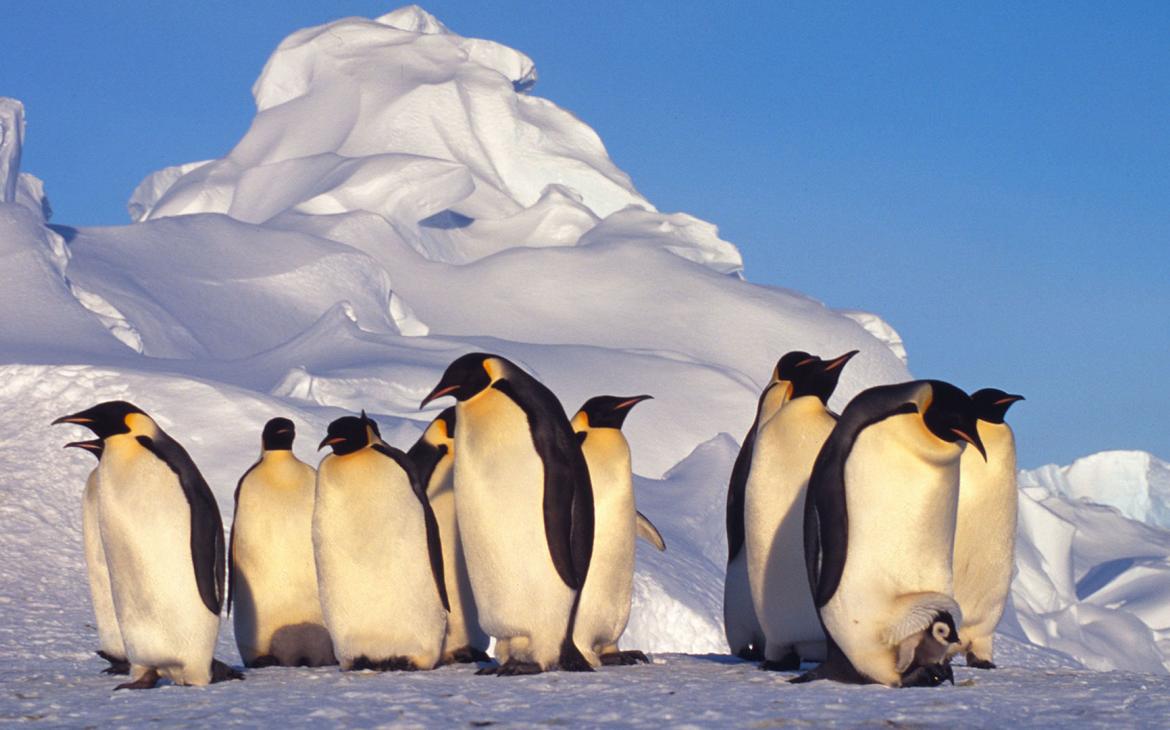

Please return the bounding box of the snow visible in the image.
[0,4,1167,723]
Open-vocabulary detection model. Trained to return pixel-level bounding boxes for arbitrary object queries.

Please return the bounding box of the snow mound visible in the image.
[1021,450,1170,531]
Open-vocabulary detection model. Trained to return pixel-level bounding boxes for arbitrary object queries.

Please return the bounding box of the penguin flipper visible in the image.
[372,443,450,612]
[492,378,594,589]
[226,460,260,616]
[136,434,225,616]
[724,419,759,563]
[635,511,666,552]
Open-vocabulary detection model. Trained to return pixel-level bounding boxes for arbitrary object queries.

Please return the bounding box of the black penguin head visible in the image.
[420,352,498,407]
[971,388,1025,425]
[929,611,961,645]
[921,381,987,459]
[52,401,146,439]
[64,439,104,460]
[773,349,859,404]
[319,415,376,456]
[261,417,296,451]
[576,395,653,430]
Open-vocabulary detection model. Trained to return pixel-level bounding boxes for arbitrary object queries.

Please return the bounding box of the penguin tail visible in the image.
[210,659,245,683]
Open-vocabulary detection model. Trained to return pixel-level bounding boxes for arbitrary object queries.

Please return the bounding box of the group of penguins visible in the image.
[54,348,1023,692]
[721,349,1023,687]
[54,352,668,690]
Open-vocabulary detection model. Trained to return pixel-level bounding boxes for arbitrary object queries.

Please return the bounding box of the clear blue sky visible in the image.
[3,1,1167,468]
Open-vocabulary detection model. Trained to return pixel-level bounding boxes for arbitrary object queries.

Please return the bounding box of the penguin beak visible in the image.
[951,427,987,460]
[823,350,860,372]
[51,413,93,426]
[64,440,102,452]
[995,394,1025,406]
[612,395,653,412]
[420,384,460,409]
[318,436,344,451]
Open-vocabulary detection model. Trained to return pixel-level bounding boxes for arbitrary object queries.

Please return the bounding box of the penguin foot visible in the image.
[211,659,245,683]
[900,662,954,687]
[760,649,801,672]
[966,653,996,670]
[115,668,160,691]
[493,659,543,676]
[246,655,280,669]
[600,650,650,666]
[96,651,130,675]
[349,656,417,672]
[449,646,493,664]
[474,664,501,676]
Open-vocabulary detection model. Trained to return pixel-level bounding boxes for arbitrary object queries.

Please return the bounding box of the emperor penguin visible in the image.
[795,380,985,688]
[52,401,242,690]
[64,438,128,675]
[953,388,1024,669]
[314,413,449,671]
[744,349,858,671]
[407,407,491,665]
[229,418,335,668]
[724,359,794,659]
[420,353,595,675]
[569,394,664,667]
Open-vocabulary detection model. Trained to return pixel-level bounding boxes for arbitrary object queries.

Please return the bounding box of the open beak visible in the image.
[318,436,344,451]
[612,395,653,412]
[823,349,860,372]
[64,440,102,452]
[951,427,987,460]
[420,384,459,409]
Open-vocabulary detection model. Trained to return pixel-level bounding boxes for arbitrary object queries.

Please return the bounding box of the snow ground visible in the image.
[1,4,1169,725]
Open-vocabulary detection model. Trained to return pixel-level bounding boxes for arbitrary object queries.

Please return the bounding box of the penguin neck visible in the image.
[261,448,298,464]
[757,381,791,425]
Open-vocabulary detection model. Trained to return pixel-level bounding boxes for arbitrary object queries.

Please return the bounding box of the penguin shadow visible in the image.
[689,653,756,666]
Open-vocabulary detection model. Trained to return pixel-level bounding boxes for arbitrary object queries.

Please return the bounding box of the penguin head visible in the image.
[771,349,859,405]
[420,352,502,407]
[261,417,296,451]
[64,438,104,460]
[573,395,653,431]
[423,407,456,447]
[319,414,379,456]
[929,611,961,646]
[52,401,148,439]
[921,381,987,459]
[971,388,1025,425]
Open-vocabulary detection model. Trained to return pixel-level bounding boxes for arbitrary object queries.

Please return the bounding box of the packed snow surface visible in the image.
[1,4,1168,724]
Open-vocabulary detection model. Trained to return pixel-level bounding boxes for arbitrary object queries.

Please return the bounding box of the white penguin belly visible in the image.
[428,463,488,656]
[953,422,1017,655]
[82,470,125,660]
[820,416,962,686]
[233,456,333,666]
[314,451,446,669]
[98,442,218,686]
[573,434,636,662]
[455,392,575,667]
[745,398,835,661]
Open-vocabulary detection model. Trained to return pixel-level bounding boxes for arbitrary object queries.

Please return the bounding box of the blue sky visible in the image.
[2,1,1167,468]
